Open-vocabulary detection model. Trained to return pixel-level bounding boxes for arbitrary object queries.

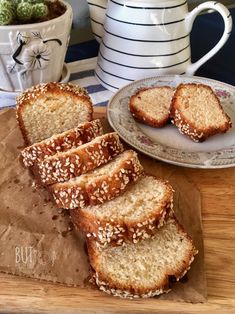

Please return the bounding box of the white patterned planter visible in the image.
[0,1,72,92]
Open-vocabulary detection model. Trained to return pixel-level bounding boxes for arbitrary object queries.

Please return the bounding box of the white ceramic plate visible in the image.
[107,75,235,169]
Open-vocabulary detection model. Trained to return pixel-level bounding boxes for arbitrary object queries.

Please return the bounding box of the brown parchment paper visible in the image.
[0,108,207,302]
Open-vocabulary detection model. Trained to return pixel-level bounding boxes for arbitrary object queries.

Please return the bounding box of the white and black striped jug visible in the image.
[88,0,232,91]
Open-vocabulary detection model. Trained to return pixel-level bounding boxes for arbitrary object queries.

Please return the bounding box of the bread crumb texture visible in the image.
[171,83,232,141]
[72,176,173,246]
[88,217,197,298]
[129,86,174,127]
[16,82,93,145]
[84,176,172,221]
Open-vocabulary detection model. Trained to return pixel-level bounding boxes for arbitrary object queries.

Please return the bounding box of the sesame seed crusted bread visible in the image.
[87,215,198,299]
[51,150,143,210]
[171,83,232,142]
[21,120,103,167]
[36,132,124,185]
[16,82,93,145]
[71,175,173,247]
[129,86,174,127]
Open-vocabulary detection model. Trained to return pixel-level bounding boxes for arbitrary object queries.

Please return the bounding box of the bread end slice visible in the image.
[129,86,174,127]
[16,82,93,145]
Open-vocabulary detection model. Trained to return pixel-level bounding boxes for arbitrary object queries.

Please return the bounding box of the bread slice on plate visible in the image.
[71,175,173,246]
[16,82,93,145]
[51,150,143,209]
[129,86,174,127]
[21,120,103,167]
[87,216,198,299]
[36,132,124,185]
[171,83,232,142]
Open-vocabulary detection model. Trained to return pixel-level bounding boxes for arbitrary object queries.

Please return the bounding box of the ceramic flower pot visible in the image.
[0,1,72,92]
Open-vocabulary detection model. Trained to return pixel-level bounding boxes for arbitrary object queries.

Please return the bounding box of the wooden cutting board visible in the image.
[0,107,235,314]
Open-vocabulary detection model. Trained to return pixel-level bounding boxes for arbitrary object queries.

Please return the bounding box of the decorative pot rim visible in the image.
[0,0,72,30]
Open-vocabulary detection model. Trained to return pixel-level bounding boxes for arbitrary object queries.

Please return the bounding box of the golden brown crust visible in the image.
[51,150,144,209]
[21,120,103,167]
[71,176,174,247]
[73,201,172,247]
[16,82,93,145]
[36,133,124,185]
[90,269,170,299]
[170,83,232,142]
[87,215,198,298]
[129,86,173,128]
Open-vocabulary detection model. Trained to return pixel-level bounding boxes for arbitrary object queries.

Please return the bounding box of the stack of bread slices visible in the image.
[17,82,197,299]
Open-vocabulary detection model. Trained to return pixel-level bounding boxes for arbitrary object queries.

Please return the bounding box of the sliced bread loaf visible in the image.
[88,216,198,299]
[51,150,143,209]
[21,120,103,167]
[36,132,124,185]
[129,86,174,127]
[16,82,93,145]
[171,83,232,142]
[71,175,173,247]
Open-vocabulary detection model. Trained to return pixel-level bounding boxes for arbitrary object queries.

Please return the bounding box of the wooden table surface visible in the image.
[0,107,235,314]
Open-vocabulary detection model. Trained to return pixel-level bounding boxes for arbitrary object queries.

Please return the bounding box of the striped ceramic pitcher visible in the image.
[88,0,232,91]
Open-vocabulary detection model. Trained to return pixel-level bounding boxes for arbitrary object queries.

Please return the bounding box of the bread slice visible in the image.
[171,83,232,142]
[71,175,173,247]
[51,150,143,209]
[16,82,93,145]
[129,86,174,127]
[21,120,103,167]
[36,133,124,185]
[87,216,198,299]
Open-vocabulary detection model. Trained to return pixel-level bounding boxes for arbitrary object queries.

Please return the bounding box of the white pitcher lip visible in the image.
[0,0,72,30]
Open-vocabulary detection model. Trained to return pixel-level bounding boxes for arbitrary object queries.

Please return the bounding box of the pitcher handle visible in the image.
[185,1,232,75]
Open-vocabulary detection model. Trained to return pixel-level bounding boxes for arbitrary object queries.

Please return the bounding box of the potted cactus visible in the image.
[0,0,72,92]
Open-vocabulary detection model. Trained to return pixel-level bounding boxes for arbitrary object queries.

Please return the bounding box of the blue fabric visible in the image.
[85,84,107,94]
[70,69,95,80]
[65,40,99,62]
[191,8,235,86]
